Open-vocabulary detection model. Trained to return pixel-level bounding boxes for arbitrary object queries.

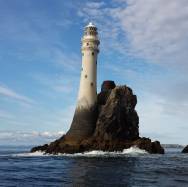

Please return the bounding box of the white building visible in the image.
[77,22,100,109]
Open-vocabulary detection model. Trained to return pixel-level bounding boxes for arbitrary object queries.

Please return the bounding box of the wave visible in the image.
[69,146,148,157]
[122,146,148,154]
[12,151,45,157]
[12,146,148,157]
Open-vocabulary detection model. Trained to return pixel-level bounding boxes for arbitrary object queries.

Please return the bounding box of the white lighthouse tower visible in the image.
[66,23,100,142]
[77,22,100,109]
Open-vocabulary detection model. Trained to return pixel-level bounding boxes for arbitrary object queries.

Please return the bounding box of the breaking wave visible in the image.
[12,151,45,157]
[66,146,148,157]
[12,146,148,157]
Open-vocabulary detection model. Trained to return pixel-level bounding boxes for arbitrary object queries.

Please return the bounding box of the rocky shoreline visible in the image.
[31,137,164,154]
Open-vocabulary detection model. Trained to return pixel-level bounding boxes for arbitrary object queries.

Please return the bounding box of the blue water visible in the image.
[0,146,188,187]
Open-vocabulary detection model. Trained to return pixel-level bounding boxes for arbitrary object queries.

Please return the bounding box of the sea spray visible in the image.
[13,146,148,158]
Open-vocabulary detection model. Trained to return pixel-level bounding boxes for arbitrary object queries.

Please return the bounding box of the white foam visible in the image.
[12,151,45,157]
[60,146,148,157]
[122,146,148,154]
[11,146,148,157]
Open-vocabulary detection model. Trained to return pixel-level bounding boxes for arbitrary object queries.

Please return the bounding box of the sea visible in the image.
[0,145,188,187]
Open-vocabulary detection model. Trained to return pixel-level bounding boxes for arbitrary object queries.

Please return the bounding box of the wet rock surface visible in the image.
[182,145,188,153]
[31,81,164,154]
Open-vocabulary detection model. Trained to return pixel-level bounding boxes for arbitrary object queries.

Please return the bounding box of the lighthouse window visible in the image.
[91,82,93,86]
[85,75,87,78]
[96,60,97,64]
[92,52,94,56]
[82,53,84,56]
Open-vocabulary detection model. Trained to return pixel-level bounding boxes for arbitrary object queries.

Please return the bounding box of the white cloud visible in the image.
[30,50,81,96]
[54,50,81,72]
[111,0,188,69]
[0,131,65,145]
[0,84,35,105]
[79,0,188,69]
[0,110,13,119]
[137,93,188,145]
[85,2,105,9]
[31,72,78,97]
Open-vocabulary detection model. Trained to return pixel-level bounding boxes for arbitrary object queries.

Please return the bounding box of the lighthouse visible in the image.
[66,23,100,142]
[78,22,100,108]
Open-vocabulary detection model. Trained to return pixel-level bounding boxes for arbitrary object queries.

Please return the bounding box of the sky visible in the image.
[1,0,188,145]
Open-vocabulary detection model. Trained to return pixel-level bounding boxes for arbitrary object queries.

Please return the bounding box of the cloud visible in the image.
[0,0,75,67]
[53,49,81,73]
[112,0,188,68]
[85,2,105,9]
[0,131,65,145]
[13,103,74,131]
[0,110,13,119]
[31,72,79,97]
[0,84,35,105]
[137,93,188,145]
[28,131,65,139]
[79,0,188,69]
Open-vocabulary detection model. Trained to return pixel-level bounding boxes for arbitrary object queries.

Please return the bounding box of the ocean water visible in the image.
[0,146,188,186]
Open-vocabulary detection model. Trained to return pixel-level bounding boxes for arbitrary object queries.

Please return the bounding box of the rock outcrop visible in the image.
[31,81,164,154]
[182,145,188,153]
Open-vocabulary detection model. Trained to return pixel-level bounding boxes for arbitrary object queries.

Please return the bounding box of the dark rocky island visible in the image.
[31,81,164,154]
[182,145,188,153]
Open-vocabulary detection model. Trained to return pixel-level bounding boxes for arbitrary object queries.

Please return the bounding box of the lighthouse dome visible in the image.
[85,22,96,28]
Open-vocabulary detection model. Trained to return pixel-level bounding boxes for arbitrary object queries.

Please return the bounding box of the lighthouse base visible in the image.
[65,105,98,143]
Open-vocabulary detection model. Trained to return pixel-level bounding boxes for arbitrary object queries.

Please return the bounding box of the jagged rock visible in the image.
[31,81,164,154]
[132,138,164,154]
[182,145,188,153]
[95,85,139,142]
[101,80,116,92]
[31,144,48,153]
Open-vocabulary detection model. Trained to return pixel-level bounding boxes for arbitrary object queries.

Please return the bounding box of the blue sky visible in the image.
[1,0,188,145]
